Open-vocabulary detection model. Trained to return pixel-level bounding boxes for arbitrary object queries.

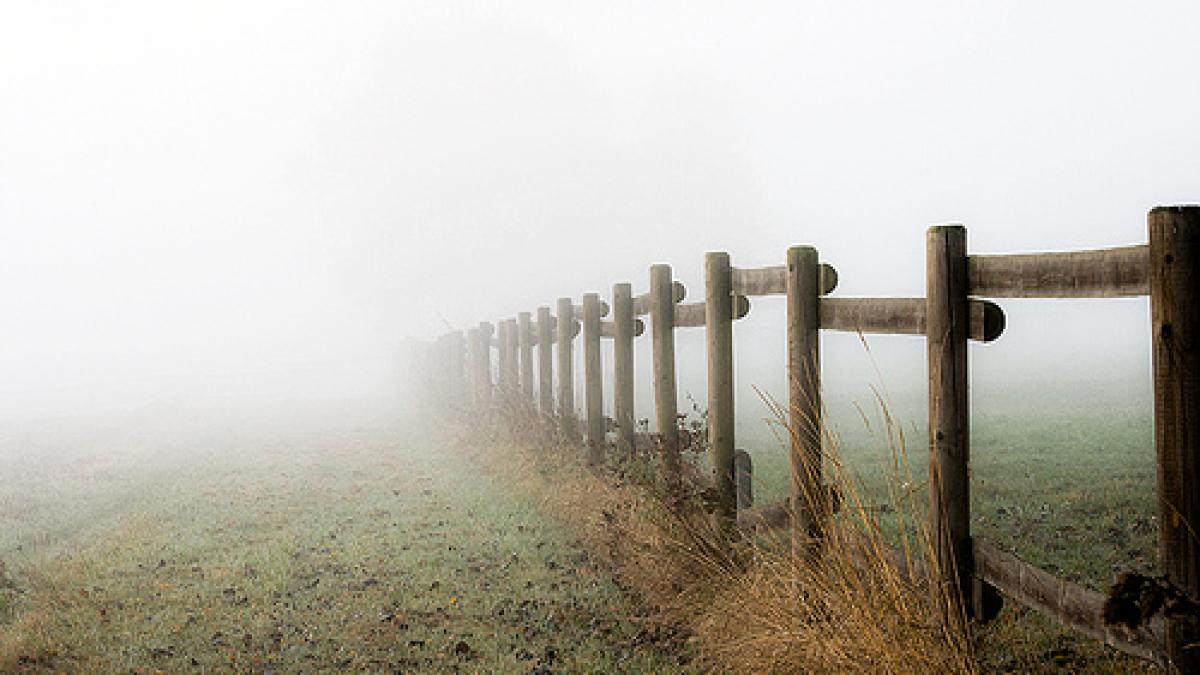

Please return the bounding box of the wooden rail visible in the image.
[426,205,1198,670]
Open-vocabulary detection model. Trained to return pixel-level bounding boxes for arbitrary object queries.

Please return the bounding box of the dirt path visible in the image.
[0,406,683,672]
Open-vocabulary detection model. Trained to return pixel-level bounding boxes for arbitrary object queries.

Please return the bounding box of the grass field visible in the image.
[0,402,685,672]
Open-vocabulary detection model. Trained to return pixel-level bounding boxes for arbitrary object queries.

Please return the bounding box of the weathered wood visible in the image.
[787,246,823,559]
[674,295,750,328]
[650,264,680,479]
[927,225,973,617]
[735,449,753,510]
[1149,206,1200,671]
[556,298,577,442]
[518,313,533,403]
[820,297,1005,342]
[475,322,493,405]
[600,318,644,338]
[974,540,1164,665]
[503,319,518,398]
[969,244,1150,298]
[536,306,554,416]
[737,498,790,531]
[706,252,736,531]
[612,283,636,457]
[732,262,839,297]
[573,299,610,319]
[525,317,581,346]
[496,319,511,396]
[633,281,686,316]
[448,330,465,404]
[583,293,605,464]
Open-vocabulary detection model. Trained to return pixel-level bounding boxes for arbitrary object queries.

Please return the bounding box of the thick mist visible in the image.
[2,1,1197,426]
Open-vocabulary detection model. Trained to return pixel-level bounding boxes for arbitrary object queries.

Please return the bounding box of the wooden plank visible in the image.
[536,306,554,416]
[633,281,685,316]
[448,330,465,404]
[650,264,680,480]
[583,293,605,464]
[732,262,838,297]
[974,540,1164,665]
[706,252,736,532]
[525,317,580,346]
[927,225,973,617]
[820,298,1005,342]
[787,246,823,559]
[503,319,518,397]
[612,283,636,456]
[968,244,1149,298]
[1149,206,1200,671]
[475,321,493,405]
[556,298,577,442]
[600,317,644,338]
[674,295,750,328]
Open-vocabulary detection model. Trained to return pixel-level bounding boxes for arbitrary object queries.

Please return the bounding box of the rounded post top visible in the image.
[1150,205,1200,215]
[927,224,966,234]
[705,251,730,263]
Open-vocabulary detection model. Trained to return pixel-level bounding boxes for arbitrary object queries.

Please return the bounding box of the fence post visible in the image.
[926,225,972,618]
[556,297,577,443]
[706,252,736,531]
[448,330,465,406]
[537,306,554,417]
[787,245,824,557]
[1149,205,1200,672]
[650,264,681,481]
[613,282,636,457]
[503,318,519,400]
[583,292,605,464]
[518,312,534,405]
[496,318,511,399]
[476,322,494,406]
[735,449,753,510]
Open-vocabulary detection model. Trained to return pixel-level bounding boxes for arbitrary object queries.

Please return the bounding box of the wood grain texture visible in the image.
[732,263,838,296]
[820,297,1005,342]
[969,244,1149,297]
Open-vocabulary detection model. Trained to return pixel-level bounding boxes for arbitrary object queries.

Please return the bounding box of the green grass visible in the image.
[0,403,684,672]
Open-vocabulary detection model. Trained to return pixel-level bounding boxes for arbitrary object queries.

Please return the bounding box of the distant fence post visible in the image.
[735,449,753,510]
[926,225,972,618]
[787,245,824,558]
[583,292,605,464]
[706,252,736,531]
[496,319,511,399]
[537,306,554,417]
[1149,205,1200,672]
[613,282,636,457]
[475,322,494,406]
[650,264,681,481]
[448,330,465,406]
[556,297,577,442]
[503,318,519,399]
[518,312,534,405]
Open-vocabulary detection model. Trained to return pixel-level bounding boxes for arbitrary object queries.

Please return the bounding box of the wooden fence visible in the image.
[424,205,1199,670]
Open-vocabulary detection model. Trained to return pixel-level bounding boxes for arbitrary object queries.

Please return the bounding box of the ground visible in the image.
[0,402,685,673]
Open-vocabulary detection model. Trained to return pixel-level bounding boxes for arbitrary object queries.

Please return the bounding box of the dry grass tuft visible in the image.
[462,393,977,674]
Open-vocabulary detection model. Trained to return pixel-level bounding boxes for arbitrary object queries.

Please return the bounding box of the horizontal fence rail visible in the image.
[422,205,1199,671]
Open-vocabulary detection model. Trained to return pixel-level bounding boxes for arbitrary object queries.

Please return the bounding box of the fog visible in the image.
[2,1,1198,426]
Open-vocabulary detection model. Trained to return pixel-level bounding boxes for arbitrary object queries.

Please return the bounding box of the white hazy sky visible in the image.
[2,1,1198,419]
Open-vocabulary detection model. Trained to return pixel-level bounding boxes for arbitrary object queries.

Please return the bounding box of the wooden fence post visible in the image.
[735,449,753,510]
[927,225,972,618]
[650,264,681,480]
[613,282,636,457]
[476,321,494,406]
[518,312,534,405]
[583,292,605,464]
[1149,205,1200,672]
[706,252,736,530]
[504,318,519,400]
[537,306,554,417]
[496,318,511,399]
[448,330,465,406]
[556,297,577,442]
[787,245,824,557]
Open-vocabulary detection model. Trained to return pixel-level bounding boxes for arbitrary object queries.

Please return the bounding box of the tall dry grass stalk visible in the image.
[458,385,977,673]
